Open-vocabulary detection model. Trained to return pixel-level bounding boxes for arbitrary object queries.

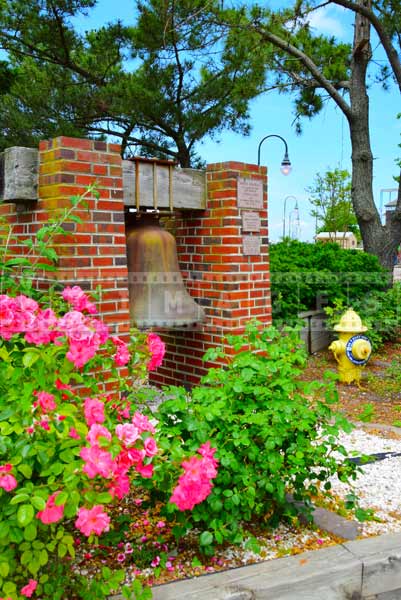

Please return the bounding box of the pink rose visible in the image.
[132,412,155,434]
[144,437,158,457]
[0,464,17,492]
[84,398,105,426]
[135,461,154,478]
[36,492,65,524]
[86,424,112,446]
[25,308,58,345]
[62,286,97,314]
[147,333,165,371]
[0,473,17,492]
[80,445,114,479]
[170,442,218,511]
[20,579,37,598]
[69,427,81,440]
[33,391,56,413]
[75,505,110,537]
[66,341,97,368]
[111,336,131,366]
[115,423,139,446]
[108,473,130,500]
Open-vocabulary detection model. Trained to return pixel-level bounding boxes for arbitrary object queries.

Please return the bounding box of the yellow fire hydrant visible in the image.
[329,309,372,386]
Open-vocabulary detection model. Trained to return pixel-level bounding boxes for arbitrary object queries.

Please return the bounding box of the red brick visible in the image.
[108,143,121,153]
[76,175,95,186]
[109,166,122,177]
[39,140,50,151]
[93,164,108,176]
[97,201,122,211]
[93,257,114,266]
[99,153,121,165]
[58,136,93,150]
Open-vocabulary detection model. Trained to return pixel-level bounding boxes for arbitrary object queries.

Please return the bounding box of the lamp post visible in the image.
[257,134,292,174]
[283,195,297,239]
[289,200,300,239]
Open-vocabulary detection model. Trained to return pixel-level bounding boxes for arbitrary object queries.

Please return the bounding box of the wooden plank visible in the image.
[299,310,332,353]
[123,160,206,209]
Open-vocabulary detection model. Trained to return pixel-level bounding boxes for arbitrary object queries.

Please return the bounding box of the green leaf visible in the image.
[23,351,40,368]
[0,347,10,362]
[199,531,213,546]
[4,257,32,267]
[0,522,10,541]
[17,464,32,479]
[95,492,113,504]
[10,493,30,505]
[31,496,46,511]
[17,504,34,527]
[34,262,57,272]
[69,214,83,223]
[54,491,68,506]
[3,580,16,595]
[0,408,15,421]
[24,523,37,542]
[0,562,9,578]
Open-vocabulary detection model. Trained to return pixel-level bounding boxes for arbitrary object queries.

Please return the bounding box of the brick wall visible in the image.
[0,136,130,339]
[149,161,271,387]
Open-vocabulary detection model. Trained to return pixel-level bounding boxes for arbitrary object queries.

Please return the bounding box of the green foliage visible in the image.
[325,283,401,349]
[270,239,387,323]
[0,0,266,166]
[357,403,376,423]
[147,322,359,548]
[0,292,155,598]
[307,167,360,239]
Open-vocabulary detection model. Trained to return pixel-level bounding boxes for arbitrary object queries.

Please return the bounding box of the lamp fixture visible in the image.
[257,134,292,176]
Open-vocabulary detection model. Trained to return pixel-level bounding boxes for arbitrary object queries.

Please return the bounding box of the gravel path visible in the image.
[331,428,401,536]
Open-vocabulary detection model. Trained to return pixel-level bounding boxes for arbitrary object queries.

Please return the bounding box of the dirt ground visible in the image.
[304,341,401,429]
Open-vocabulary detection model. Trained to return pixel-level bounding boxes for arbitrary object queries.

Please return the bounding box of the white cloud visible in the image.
[306,6,346,38]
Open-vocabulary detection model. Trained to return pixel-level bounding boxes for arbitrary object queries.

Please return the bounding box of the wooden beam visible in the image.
[123,159,206,210]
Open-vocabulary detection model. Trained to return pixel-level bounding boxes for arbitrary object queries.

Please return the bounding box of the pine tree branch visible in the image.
[249,24,353,119]
[328,0,401,91]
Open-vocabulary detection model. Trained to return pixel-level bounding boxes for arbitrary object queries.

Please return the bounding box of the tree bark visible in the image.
[347,0,401,272]
[175,140,192,168]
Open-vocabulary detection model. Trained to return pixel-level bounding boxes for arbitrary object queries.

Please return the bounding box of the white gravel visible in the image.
[330,428,401,535]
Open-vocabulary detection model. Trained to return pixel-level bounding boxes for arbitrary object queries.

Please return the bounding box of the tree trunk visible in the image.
[348,0,401,272]
[175,139,192,168]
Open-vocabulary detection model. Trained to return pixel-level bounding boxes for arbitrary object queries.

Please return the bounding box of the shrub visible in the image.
[270,240,388,323]
[144,322,358,552]
[0,287,158,599]
[0,285,219,599]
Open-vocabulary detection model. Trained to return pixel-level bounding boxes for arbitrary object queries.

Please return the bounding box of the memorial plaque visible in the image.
[237,177,263,209]
[242,235,261,256]
[242,211,261,232]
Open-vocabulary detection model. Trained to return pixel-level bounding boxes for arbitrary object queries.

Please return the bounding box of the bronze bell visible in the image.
[126,216,205,328]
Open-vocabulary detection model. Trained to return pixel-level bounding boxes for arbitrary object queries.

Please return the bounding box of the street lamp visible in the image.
[289,200,300,239]
[257,134,292,174]
[283,195,297,239]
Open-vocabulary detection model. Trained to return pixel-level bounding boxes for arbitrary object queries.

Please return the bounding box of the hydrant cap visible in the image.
[333,308,368,332]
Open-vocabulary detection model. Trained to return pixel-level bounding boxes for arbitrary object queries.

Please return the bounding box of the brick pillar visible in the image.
[37,136,130,337]
[150,161,271,387]
[0,136,130,339]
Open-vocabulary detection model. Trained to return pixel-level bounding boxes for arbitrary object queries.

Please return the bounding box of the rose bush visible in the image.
[143,322,360,553]
[0,286,217,600]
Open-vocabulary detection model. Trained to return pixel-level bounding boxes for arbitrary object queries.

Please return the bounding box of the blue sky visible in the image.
[74,1,400,242]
